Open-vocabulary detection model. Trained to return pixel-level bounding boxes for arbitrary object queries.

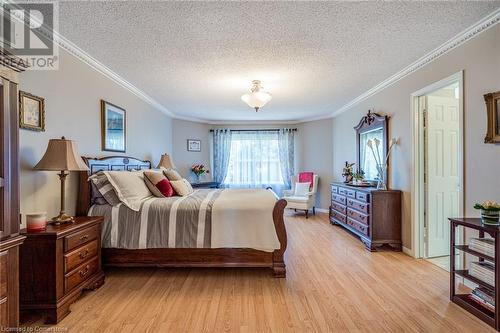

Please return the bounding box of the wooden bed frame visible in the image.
[75,156,287,277]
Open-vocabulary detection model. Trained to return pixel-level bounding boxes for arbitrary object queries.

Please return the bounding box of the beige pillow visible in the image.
[103,171,152,211]
[163,168,182,181]
[170,178,194,196]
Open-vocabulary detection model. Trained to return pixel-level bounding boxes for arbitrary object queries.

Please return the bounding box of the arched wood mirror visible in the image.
[354,110,389,183]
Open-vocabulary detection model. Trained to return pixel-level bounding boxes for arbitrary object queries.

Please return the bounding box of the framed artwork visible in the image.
[101,100,126,152]
[484,91,500,144]
[187,139,201,152]
[19,91,45,131]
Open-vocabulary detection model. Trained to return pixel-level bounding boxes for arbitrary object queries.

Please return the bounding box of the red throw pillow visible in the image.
[143,171,175,197]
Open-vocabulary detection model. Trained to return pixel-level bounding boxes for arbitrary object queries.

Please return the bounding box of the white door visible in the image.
[425,95,460,258]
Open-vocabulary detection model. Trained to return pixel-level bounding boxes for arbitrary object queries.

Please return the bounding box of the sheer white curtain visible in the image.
[222,131,284,193]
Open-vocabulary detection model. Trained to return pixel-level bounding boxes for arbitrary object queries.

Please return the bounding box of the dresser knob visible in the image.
[79,235,89,241]
[79,265,90,277]
[79,249,89,259]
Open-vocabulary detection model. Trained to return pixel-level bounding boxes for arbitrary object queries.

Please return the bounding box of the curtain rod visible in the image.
[209,128,297,133]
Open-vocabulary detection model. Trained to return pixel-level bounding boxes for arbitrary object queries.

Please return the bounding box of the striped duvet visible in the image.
[88,189,281,252]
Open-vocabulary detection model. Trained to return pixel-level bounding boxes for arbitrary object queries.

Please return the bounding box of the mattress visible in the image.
[89,188,281,252]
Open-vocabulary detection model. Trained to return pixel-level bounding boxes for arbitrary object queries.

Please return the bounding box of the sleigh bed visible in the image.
[76,156,288,277]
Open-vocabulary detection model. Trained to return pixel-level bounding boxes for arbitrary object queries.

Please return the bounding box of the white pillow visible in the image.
[170,178,194,196]
[102,171,152,211]
[294,182,310,196]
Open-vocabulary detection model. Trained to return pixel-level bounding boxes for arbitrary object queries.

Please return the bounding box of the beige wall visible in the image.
[19,49,173,225]
[331,24,500,250]
[172,119,211,181]
[297,119,334,210]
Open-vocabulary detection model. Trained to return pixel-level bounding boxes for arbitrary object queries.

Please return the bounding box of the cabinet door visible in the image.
[0,76,20,239]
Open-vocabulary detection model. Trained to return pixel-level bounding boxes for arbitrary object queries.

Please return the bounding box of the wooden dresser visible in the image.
[330,182,402,251]
[19,216,105,324]
[1,59,27,328]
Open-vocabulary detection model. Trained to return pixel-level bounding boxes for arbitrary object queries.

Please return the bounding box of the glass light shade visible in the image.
[241,80,272,111]
[241,91,272,108]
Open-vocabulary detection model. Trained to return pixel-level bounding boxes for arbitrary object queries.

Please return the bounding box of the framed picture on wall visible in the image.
[484,91,500,143]
[101,100,126,152]
[187,139,201,152]
[19,91,45,131]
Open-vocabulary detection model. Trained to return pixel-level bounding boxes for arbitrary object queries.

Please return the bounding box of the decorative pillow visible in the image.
[90,182,108,205]
[143,171,174,197]
[89,172,122,206]
[163,168,183,181]
[102,170,153,211]
[169,178,194,197]
[294,182,310,196]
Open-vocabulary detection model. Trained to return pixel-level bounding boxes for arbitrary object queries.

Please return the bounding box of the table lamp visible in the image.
[157,154,175,169]
[34,137,89,224]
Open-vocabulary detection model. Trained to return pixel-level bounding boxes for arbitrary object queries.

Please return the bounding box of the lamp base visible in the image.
[50,213,75,225]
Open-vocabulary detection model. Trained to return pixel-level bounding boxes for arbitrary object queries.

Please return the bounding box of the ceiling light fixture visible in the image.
[241,80,272,112]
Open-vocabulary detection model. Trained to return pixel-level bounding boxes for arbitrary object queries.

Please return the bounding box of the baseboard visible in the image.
[315,208,329,213]
[402,246,415,257]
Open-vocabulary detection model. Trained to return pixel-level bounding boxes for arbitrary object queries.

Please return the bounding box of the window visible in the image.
[223,131,284,188]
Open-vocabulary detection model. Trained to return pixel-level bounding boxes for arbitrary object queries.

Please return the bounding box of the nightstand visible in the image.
[19,216,105,324]
[190,181,220,189]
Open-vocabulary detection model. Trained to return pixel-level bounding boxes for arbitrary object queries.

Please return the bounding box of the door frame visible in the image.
[410,71,464,259]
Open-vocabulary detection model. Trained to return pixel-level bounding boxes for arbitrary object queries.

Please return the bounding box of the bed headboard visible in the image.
[76,156,151,216]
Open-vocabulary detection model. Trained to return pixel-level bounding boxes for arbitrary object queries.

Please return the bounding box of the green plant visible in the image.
[474,201,500,211]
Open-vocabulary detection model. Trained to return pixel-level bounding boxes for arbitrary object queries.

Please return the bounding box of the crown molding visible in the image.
[12,1,499,124]
[330,7,500,118]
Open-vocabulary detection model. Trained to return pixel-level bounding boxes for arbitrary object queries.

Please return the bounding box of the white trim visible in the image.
[315,208,329,214]
[330,8,500,118]
[18,3,499,124]
[410,71,465,260]
[402,246,413,257]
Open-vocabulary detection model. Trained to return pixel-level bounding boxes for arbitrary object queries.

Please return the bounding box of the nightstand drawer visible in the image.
[64,257,99,293]
[64,240,98,273]
[64,224,99,252]
[0,252,7,298]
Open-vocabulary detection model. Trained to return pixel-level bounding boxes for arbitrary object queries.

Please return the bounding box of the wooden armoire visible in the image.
[1,54,27,328]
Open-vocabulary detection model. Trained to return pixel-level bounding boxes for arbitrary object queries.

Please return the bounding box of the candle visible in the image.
[26,212,47,232]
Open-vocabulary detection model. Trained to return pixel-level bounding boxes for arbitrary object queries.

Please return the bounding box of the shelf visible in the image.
[455,245,495,262]
[454,270,494,291]
[453,294,495,328]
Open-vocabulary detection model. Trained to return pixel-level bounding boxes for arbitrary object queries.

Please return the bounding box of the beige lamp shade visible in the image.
[34,137,89,171]
[157,154,175,169]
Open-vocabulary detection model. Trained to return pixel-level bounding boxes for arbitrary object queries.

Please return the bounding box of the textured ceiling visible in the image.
[58,1,500,122]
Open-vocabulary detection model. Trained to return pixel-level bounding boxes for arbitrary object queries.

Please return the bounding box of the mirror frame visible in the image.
[354,110,389,182]
[484,91,500,143]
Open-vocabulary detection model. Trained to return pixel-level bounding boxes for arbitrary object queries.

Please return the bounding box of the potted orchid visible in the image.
[191,164,209,183]
[367,137,398,190]
[474,201,500,225]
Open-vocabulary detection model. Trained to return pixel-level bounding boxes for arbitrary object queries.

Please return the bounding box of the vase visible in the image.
[481,209,500,225]
[193,174,200,183]
[376,164,387,190]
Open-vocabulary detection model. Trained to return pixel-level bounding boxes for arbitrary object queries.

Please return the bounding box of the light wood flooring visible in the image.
[22,211,494,332]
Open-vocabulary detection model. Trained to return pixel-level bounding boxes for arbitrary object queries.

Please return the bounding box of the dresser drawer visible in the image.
[347,217,369,236]
[347,208,369,225]
[356,191,369,202]
[64,224,99,252]
[64,240,99,273]
[331,185,338,194]
[331,209,347,224]
[346,189,356,199]
[332,194,347,205]
[331,201,347,214]
[64,257,99,293]
[338,187,348,196]
[347,198,369,214]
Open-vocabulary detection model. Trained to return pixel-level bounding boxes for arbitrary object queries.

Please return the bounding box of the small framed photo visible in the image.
[187,139,201,152]
[101,100,126,152]
[19,91,45,131]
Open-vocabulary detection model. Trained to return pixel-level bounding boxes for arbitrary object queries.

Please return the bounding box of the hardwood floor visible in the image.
[21,211,493,332]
